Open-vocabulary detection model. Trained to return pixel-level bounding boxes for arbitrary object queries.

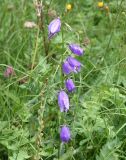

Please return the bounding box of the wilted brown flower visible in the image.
[34,0,42,17]
[48,9,57,18]
[18,77,28,85]
[83,37,91,47]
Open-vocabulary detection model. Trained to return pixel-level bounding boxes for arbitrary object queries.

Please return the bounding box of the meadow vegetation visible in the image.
[0,0,126,159]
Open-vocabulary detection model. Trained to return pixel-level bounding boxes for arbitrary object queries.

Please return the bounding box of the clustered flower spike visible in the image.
[48,17,61,39]
[60,126,71,143]
[49,16,85,143]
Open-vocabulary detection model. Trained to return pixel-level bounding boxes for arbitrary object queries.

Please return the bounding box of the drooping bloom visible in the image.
[65,79,75,92]
[67,56,82,73]
[62,56,82,75]
[69,44,83,56]
[48,17,61,39]
[4,66,15,77]
[60,126,71,143]
[62,61,73,75]
[58,91,69,112]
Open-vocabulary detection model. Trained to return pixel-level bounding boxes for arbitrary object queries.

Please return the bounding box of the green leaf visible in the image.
[96,139,121,160]
[9,150,30,160]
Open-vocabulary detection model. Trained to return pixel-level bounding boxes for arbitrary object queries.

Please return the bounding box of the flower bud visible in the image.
[65,79,75,92]
[60,126,71,143]
[48,17,61,39]
[69,44,84,56]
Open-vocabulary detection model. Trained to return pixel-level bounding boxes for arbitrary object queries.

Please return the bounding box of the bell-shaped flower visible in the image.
[65,79,75,92]
[48,17,61,39]
[62,61,74,75]
[69,43,84,56]
[4,66,15,78]
[60,126,71,143]
[67,56,82,73]
[62,56,82,74]
[58,91,69,112]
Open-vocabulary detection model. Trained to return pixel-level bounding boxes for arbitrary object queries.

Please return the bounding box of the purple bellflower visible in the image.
[48,17,61,39]
[65,79,75,92]
[60,126,71,143]
[58,91,69,112]
[62,56,82,75]
[62,61,73,75]
[69,43,84,56]
[4,66,15,78]
[67,56,82,73]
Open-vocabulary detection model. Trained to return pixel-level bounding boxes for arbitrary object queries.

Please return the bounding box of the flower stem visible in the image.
[39,1,49,57]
